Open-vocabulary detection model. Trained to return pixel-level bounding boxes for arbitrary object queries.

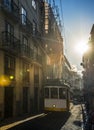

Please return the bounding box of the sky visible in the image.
[54,0,94,71]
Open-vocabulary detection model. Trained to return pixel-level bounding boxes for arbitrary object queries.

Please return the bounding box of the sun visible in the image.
[75,40,88,55]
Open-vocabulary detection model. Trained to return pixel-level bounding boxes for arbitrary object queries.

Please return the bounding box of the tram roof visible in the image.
[44,79,70,88]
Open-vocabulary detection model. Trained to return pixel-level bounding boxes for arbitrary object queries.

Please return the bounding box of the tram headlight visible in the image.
[52,104,56,108]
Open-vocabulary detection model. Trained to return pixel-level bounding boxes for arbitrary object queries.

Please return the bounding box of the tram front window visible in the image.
[51,88,58,99]
[59,88,66,99]
[45,88,49,98]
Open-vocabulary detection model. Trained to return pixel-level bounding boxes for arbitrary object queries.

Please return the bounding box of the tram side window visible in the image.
[59,88,66,99]
[51,88,58,99]
[44,88,49,98]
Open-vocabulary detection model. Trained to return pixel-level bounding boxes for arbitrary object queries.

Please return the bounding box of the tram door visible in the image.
[4,87,14,118]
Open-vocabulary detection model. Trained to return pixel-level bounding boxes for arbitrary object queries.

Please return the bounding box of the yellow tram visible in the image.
[44,80,70,112]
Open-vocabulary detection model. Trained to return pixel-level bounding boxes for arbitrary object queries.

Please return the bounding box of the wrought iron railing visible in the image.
[21,44,31,58]
[20,14,33,34]
[2,31,20,53]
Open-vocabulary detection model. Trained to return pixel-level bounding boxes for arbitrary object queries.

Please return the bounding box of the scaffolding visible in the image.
[44,0,62,34]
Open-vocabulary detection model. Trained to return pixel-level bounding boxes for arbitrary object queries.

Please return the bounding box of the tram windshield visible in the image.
[59,88,66,99]
[44,88,49,98]
[51,88,58,98]
[45,87,67,99]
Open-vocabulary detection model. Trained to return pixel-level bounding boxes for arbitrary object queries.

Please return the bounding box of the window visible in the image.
[5,21,14,44]
[21,7,27,25]
[44,2,49,33]
[51,88,58,99]
[23,36,28,53]
[33,20,37,35]
[59,88,66,99]
[5,56,15,69]
[33,45,38,59]
[23,36,28,46]
[5,21,14,34]
[34,66,39,84]
[4,55,15,80]
[23,63,30,82]
[45,88,49,98]
[32,0,36,10]
[4,0,12,9]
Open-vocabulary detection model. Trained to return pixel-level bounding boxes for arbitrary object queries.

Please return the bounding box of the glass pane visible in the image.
[21,7,27,25]
[51,88,58,99]
[45,88,49,98]
[59,88,66,99]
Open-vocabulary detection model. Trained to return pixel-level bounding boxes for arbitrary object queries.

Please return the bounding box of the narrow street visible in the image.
[0,1,93,130]
[0,104,83,130]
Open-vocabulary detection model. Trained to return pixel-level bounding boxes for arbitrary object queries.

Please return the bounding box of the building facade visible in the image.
[43,1,64,80]
[82,24,94,110]
[62,56,83,100]
[0,0,64,120]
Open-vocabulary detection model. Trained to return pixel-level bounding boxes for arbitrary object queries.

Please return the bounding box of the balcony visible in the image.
[1,31,20,54]
[1,0,19,22]
[21,44,32,59]
[32,53,42,64]
[20,44,42,64]
[20,14,33,34]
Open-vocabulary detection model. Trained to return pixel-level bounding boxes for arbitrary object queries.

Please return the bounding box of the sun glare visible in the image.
[75,40,88,55]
